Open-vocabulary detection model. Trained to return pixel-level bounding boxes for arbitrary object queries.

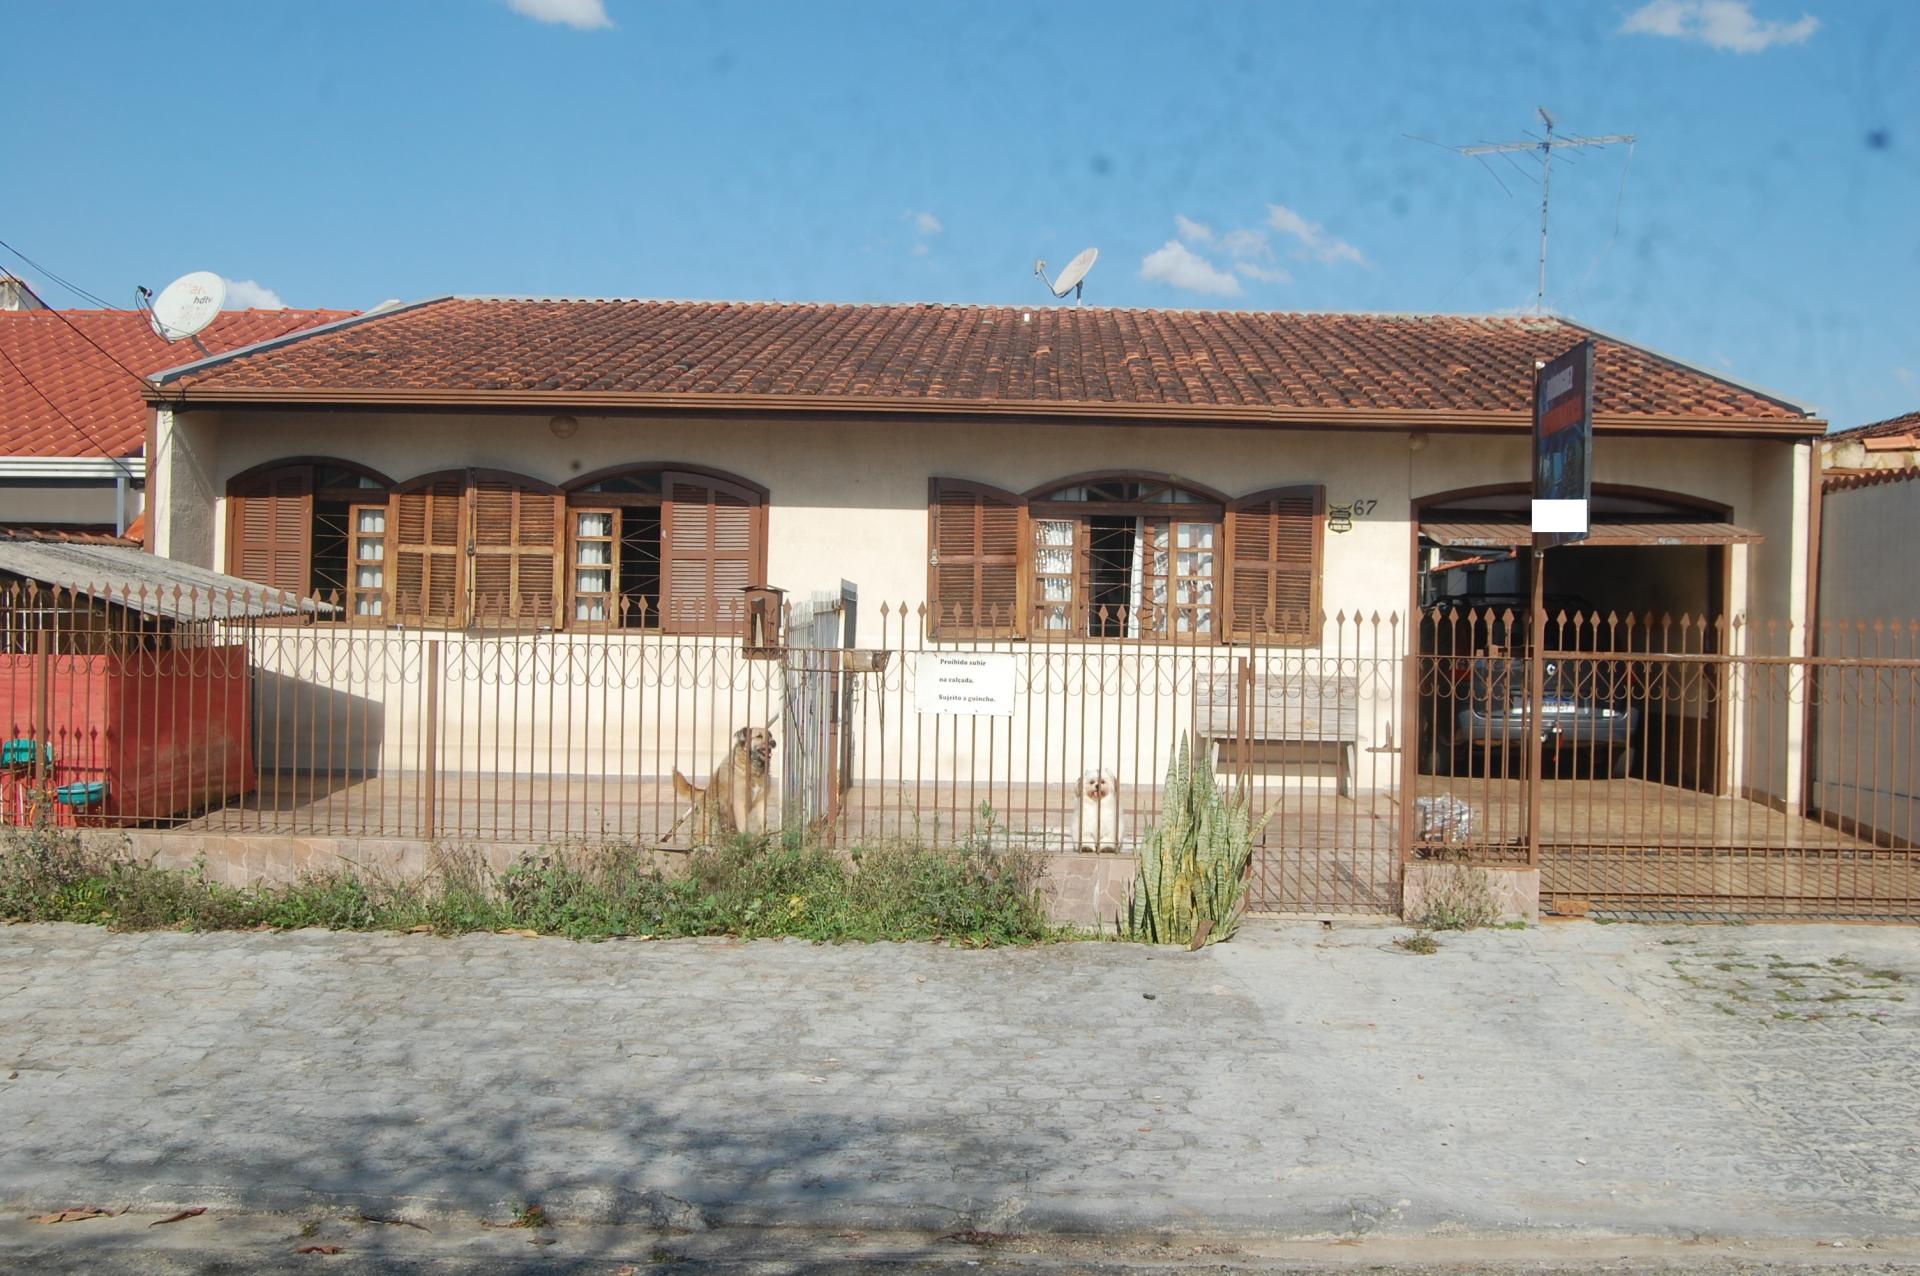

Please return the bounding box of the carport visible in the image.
[1416,487,1760,793]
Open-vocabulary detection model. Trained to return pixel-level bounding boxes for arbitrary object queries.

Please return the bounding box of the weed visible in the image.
[512,1204,549,1230]
[1393,929,1439,955]
[1409,863,1501,932]
[0,825,1059,946]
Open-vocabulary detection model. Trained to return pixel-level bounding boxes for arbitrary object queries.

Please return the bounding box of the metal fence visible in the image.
[3,581,1916,919]
[1412,607,1920,917]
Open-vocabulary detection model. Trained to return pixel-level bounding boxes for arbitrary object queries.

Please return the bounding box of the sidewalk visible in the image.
[1,919,1916,1247]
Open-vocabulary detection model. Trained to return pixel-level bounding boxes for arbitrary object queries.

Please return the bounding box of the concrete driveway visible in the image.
[1,918,1916,1264]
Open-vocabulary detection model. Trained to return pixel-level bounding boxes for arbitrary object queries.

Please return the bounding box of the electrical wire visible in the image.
[0,236,118,310]
[0,235,162,388]
[0,342,139,479]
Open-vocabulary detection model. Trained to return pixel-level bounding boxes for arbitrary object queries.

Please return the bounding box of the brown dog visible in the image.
[668,727,777,843]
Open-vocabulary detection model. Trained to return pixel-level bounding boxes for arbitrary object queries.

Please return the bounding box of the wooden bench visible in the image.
[1195,669,1361,795]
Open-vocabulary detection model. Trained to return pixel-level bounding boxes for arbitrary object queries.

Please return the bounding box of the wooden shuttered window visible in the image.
[927,478,1026,639]
[1224,485,1325,644]
[226,466,312,599]
[469,473,562,626]
[659,472,764,634]
[391,474,465,626]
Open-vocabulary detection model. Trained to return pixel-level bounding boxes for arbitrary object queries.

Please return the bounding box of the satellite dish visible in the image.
[1033,247,1100,305]
[146,271,226,342]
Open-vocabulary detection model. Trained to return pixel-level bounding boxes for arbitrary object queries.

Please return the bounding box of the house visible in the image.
[0,303,350,537]
[107,297,1874,919]
[140,298,1819,632]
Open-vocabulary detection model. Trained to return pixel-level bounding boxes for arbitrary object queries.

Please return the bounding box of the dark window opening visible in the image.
[311,498,352,599]
[1087,515,1136,635]
[618,507,662,628]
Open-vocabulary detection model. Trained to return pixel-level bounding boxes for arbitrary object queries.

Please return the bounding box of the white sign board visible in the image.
[916,652,1017,716]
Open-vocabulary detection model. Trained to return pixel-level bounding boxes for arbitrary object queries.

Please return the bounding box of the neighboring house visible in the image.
[1812,412,1920,845]
[1822,409,1920,474]
[0,304,350,536]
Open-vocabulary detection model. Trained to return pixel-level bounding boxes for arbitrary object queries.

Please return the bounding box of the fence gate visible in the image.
[780,584,856,842]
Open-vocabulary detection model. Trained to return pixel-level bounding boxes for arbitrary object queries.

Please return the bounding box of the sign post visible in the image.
[1525,340,1594,863]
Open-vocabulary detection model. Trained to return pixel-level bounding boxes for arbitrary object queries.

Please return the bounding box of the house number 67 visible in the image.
[1327,498,1377,533]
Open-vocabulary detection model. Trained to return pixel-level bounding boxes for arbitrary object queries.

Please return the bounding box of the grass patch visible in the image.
[1393,929,1439,955]
[0,825,1062,946]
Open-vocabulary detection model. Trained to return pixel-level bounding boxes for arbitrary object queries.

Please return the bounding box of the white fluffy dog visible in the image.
[1075,769,1124,853]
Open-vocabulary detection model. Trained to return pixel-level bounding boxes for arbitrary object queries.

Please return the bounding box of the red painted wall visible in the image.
[0,646,255,826]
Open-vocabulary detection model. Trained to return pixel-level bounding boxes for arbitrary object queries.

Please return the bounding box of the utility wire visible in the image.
[0,341,139,478]
[0,236,118,310]
[0,235,158,390]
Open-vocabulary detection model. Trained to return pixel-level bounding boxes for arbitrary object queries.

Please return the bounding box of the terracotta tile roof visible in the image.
[1828,409,1920,443]
[149,299,1817,430]
[1823,466,1920,494]
[1,307,353,458]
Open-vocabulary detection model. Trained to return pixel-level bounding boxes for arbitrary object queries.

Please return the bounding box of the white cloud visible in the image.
[1173,214,1214,245]
[1220,227,1269,261]
[1266,204,1365,266]
[1235,262,1292,284]
[1621,0,1817,52]
[221,278,286,310]
[910,210,943,236]
[1895,367,1917,387]
[506,0,613,30]
[1139,240,1242,297]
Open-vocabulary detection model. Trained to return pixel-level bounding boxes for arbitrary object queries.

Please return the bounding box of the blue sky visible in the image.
[4,1,1914,429]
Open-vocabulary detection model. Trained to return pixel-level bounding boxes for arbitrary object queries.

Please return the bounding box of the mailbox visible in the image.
[741,585,786,657]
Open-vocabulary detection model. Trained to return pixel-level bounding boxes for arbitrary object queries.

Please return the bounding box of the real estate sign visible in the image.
[1531,339,1594,547]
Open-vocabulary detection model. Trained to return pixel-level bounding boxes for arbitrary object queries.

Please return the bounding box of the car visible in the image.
[1419,594,1641,779]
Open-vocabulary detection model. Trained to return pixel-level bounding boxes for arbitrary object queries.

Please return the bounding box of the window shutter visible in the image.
[927,478,1025,639]
[391,474,464,625]
[469,474,561,626]
[1225,485,1324,643]
[227,467,311,599]
[660,472,764,634]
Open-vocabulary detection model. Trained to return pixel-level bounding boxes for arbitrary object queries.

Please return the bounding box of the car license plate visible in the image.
[1542,697,1580,714]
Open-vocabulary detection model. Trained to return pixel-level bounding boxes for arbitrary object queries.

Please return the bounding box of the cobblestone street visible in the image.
[2,919,1918,1268]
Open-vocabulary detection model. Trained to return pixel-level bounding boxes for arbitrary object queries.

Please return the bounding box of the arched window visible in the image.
[1026,474,1229,640]
[226,459,392,617]
[926,471,1324,644]
[564,466,767,633]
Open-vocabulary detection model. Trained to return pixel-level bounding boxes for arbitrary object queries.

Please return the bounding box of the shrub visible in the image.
[1118,735,1263,947]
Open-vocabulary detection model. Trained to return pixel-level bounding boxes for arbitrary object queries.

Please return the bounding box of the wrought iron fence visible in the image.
[3,580,1916,919]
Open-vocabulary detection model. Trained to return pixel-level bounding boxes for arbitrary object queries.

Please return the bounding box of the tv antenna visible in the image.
[1433,108,1633,311]
[137,270,226,356]
[1034,247,1098,306]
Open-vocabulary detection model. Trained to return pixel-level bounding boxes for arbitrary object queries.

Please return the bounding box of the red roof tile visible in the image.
[149,299,1816,429]
[1828,409,1920,443]
[1823,466,1920,494]
[1,308,353,458]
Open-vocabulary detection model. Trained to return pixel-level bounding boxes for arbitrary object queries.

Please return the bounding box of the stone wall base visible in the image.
[1401,861,1539,925]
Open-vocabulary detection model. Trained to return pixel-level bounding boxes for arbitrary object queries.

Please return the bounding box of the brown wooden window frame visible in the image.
[563,465,768,636]
[225,458,393,621]
[927,472,1326,647]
